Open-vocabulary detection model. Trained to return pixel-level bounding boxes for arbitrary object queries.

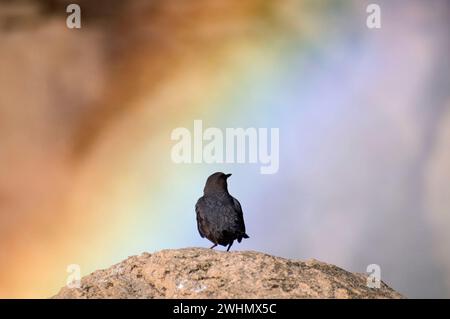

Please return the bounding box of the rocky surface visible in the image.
[54,248,403,299]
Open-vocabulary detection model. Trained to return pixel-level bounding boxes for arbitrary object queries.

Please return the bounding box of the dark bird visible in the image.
[195,172,249,251]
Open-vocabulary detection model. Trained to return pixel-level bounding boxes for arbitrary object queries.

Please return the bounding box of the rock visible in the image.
[53,248,403,299]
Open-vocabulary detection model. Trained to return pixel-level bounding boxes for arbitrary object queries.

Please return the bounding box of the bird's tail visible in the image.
[237,233,250,243]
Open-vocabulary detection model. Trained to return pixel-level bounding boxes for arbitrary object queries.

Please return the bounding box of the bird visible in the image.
[195,172,249,251]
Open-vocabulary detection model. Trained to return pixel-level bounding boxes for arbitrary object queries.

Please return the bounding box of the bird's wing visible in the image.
[232,196,246,231]
[195,199,205,238]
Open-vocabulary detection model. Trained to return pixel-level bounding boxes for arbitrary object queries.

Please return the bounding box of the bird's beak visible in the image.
[225,173,232,179]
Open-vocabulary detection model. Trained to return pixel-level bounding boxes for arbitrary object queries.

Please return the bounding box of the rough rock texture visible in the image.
[54,248,403,299]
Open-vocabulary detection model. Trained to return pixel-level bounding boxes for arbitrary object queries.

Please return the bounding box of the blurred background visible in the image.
[0,0,449,298]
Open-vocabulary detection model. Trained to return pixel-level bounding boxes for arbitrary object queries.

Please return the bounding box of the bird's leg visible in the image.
[209,243,218,249]
[226,241,234,252]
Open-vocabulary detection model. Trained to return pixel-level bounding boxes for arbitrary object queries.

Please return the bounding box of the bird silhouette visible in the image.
[195,172,249,251]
